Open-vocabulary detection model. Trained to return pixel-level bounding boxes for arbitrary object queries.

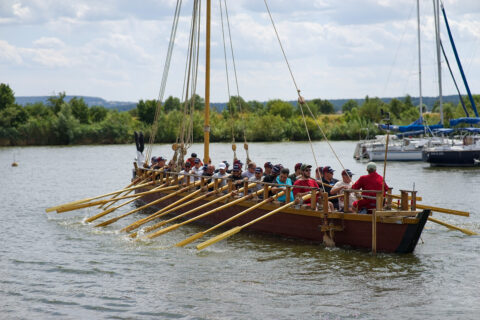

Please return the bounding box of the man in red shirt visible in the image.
[351,162,389,213]
[293,164,319,205]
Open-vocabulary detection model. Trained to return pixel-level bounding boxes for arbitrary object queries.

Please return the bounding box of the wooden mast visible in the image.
[203,0,211,164]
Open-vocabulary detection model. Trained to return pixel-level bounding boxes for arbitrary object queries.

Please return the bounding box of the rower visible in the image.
[351,162,389,214]
[288,163,302,183]
[322,166,339,209]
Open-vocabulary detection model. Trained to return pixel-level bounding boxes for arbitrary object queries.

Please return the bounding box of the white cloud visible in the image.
[0,40,23,64]
[1,0,480,102]
[33,37,65,48]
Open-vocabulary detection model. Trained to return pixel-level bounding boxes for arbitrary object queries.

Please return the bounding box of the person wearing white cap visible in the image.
[213,162,228,189]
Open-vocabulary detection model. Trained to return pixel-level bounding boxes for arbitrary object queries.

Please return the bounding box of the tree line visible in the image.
[1,83,477,146]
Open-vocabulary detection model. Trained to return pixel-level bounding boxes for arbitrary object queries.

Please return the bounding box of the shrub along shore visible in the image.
[1,83,477,146]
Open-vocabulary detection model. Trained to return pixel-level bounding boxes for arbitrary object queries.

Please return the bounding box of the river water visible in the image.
[1,142,479,319]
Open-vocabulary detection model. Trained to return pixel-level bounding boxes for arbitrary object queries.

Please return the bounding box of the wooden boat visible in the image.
[128,0,434,254]
[46,1,476,254]
[133,170,429,253]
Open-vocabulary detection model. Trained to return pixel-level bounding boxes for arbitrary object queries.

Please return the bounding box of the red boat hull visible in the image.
[137,189,428,253]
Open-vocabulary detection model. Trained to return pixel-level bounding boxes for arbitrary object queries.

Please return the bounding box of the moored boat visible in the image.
[423,128,480,167]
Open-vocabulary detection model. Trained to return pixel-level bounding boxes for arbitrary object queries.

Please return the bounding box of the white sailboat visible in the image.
[355,0,444,162]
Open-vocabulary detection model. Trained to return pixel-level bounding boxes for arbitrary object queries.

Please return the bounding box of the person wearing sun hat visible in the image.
[331,169,356,212]
[351,162,389,213]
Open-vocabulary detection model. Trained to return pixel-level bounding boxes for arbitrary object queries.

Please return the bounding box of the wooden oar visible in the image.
[175,188,279,247]
[45,180,156,213]
[145,187,264,240]
[196,194,311,250]
[121,182,227,233]
[388,194,422,201]
[85,181,169,223]
[130,183,257,238]
[428,217,477,236]
[100,168,167,210]
[99,175,152,210]
[126,185,231,238]
[417,204,469,217]
[95,180,201,228]
[55,181,182,213]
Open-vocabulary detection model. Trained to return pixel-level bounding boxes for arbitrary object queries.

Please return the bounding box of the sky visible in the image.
[1,0,479,103]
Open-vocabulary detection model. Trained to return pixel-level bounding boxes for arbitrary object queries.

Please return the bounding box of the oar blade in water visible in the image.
[197,226,242,250]
[146,223,180,239]
[175,232,205,247]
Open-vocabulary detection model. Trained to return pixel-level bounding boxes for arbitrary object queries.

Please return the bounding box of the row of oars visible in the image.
[47,169,477,251]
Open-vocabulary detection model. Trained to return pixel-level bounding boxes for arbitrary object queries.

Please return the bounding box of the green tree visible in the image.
[266,99,294,119]
[25,102,53,118]
[312,98,335,114]
[0,104,28,128]
[163,96,181,113]
[137,99,157,124]
[70,97,90,124]
[432,101,454,113]
[89,106,108,122]
[0,83,15,111]
[54,104,78,144]
[454,95,480,118]
[358,97,386,122]
[184,94,204,111]
[341,99,358,113]
[226,95,249,114]
[47,92,66,114]
[248,100,265,114]
[403,94,414,109]
[389,98,404,119]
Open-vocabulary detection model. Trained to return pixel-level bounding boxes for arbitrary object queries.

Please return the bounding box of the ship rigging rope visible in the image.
[177,0,201,166]
[263,0,346,175]
[221,0,251,164]
[145,0,183,164]
[219,0,237,161]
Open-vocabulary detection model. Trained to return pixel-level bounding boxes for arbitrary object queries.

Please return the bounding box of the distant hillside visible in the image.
[15,96,137,112]
[16,94,465,113]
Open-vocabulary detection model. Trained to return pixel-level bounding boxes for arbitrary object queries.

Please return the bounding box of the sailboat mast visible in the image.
[434,0,443,123]
[203,0,211,164]
[416,0,423,123]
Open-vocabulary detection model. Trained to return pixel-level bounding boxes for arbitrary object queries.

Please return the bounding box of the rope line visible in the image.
[263,0,346,174]
[223,0,250,163]
[146,0,183,164]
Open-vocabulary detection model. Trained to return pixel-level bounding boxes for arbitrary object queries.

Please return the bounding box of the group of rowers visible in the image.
[148,152,389,214]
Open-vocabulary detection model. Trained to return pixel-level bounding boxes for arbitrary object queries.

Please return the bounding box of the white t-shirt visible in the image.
[213,172,228,188]
[249,176,264,192]
[190,167,203,181]
[332,180,355,210]
[180,170,193,184]
[242,171,255,179]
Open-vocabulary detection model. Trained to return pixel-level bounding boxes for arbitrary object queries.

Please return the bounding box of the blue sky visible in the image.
[1,0,479,103]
